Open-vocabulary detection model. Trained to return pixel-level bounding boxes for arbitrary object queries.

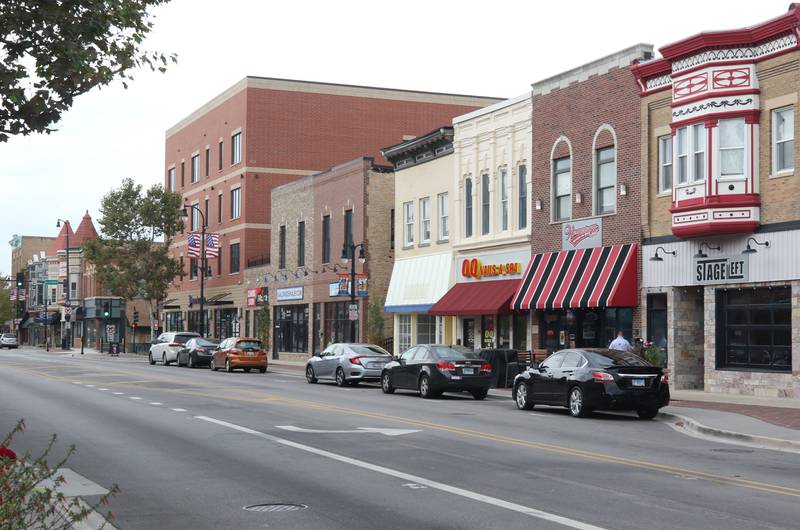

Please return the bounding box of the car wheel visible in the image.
[335,368,347,387]
[418,374,436,399]
[568,386,589,418]
[187,355,194,369]
[259,367,267,374]
[148,353,155,365]
[209,358,216,371]
[177,354,183,367]
[162,353,167,366]
[381,372,394,394]
[225,358,232,373]
[471,388,489,400]
[637,408,659,420]
[244,368,251,373]
[514,382,535,410]
[306,365,318,384]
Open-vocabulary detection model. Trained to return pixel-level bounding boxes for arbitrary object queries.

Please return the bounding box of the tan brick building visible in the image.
[634,6,800,399]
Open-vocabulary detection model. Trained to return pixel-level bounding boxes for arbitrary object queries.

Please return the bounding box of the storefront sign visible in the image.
[562,217,603,250]
[276,286,304,301]
[246,287,268,307]
[335,274,369,296]
[329,282,339,297]
[456,249,530,283]
[694,255,749,285]
[188,295,206,306]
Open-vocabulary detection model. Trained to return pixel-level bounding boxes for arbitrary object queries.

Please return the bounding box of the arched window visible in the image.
[593,125,618,215]
[550,136,573,221]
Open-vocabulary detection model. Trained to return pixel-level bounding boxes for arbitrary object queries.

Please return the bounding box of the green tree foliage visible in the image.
[83,178,183,338]
[367,298,385,346]
[257,303,271,352]
[0,0,176,141]
[0,279,13,326]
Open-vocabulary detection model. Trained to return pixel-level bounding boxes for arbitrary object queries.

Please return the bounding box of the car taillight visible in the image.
[168,342,181,347]
[196,348,205,353]
[480,362,492,373]
[349,355,366,366]
[435,362,455,371]
[661,373,670,384]
[591,371,614,383]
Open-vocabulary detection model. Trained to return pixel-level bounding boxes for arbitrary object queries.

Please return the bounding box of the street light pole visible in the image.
[181,205,207,337]
[341,241,366,343]
[56,219,71,349]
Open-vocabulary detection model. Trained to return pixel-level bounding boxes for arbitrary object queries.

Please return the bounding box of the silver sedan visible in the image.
[306,343,392,386]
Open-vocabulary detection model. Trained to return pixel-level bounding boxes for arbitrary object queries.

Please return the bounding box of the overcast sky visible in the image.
[0,0,788,273]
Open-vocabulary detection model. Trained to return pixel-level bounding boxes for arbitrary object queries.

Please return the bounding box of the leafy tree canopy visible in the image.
[0,0,175,141]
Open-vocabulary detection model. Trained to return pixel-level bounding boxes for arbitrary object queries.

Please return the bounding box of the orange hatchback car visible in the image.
[210,337,268,373]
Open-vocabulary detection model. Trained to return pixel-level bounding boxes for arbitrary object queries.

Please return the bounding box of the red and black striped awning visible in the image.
[511,244,638,311]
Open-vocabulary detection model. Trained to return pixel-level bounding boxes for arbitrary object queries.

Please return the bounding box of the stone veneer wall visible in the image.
[670,287,704,390]
[703,280,800,399]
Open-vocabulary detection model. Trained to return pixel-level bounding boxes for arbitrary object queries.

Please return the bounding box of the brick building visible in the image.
[163,76,501,338]
[511,45,653,352]
[633,6,800,399]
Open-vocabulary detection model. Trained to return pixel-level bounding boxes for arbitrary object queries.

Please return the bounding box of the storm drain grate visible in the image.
[244,503,308,513]
[710,448,754,453]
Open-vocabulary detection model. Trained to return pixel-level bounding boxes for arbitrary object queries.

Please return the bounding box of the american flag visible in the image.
[187,232,220,258]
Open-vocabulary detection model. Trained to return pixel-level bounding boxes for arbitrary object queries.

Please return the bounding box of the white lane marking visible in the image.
[129,397,142,400]
[72,381,82,384]
[98,388,109,391]
[196,416,606,530]
[171,408,187,412]
[113,392,124,395]
[276,425,419,437]
[529,413,546,417]
[84,384,95,388]
[149,402,163,406]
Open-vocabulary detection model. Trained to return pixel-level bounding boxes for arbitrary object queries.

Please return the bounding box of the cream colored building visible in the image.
[383,128,457,353]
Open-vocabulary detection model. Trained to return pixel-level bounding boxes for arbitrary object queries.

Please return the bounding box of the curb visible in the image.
[658,411,800,454]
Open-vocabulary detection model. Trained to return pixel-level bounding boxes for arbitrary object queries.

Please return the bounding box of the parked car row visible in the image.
[148,332,267,373]
[306,343,670,418]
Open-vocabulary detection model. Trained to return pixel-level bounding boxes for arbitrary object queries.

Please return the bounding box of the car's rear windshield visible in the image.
[350,345,390,356]
[237,340,261,350]
[196,339,218,347]
[584,349,651,367]
[174,334,198,344]
[431,346,481,360]
[2,334,15,338]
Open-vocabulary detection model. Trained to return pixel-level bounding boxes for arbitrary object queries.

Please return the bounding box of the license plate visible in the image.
[462,367,474,375]
[368,362,384,369]
[247,351,254,357]
[632,378,645,387]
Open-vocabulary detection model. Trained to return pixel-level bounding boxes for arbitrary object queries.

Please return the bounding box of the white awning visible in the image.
[384,252,453,313]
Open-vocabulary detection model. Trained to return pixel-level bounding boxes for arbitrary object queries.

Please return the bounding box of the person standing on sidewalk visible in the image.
[608,330,632,352]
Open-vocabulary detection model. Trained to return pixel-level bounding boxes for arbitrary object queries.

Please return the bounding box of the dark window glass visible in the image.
[217,194,223,223]
[204,199,209,226]
[218,140,223,170]
[344,209,353,247]
[205,148,210,176]
[279,226,286,269]
[180,161,185,187]
[217,246,222,275]
[298,221,305,267]
[465,178,473,238]
[540,352,565,370]
[275,304,308,353]
[561,351,583,369]
[189,257,197,280]
[230,242,240,273]
[322,215,331,263]
[518,165,527,229]
[390,208,395,250]
[481,173,490,235]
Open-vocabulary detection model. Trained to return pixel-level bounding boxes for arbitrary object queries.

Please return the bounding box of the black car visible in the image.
[512,348,670,418]
[177,338,219,368]
[381,345,493,400]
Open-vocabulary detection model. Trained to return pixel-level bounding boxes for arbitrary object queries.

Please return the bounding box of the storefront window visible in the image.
[166,312,183,332]
[513,313,528,351]
[716,287,791,372]
[497,315,511,348]
[324,301,357,346]
[187,310,210,336]
[276,304,308,353]
[398,315,412,353]
[214,308,237,340]
[481,315,495,348]
[416,315,436,344]
[647,293,668,367]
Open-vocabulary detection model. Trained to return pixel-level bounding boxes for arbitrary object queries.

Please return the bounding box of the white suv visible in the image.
[149,332,200,365]
[0,333,18,349]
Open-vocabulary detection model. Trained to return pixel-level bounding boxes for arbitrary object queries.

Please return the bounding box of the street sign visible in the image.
[106,325,116,339]
[348,303,358,321]
[45,279,59,285]
[65,299,71,307]
[65,306,72,315]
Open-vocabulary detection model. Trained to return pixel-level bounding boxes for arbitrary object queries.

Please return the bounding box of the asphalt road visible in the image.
[1,348,799,530]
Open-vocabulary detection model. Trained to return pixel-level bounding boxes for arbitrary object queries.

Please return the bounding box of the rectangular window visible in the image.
[390,208,395,250]
[229,242,240,273]
[438,192,449,240]
[596,147,616,215]
[772,106,795,174]
[716,287,791,372]
[322,215,331,263]
[553,157,571,221]
[217,246,222,275]
[278,225,286,269]
[676,127,688,184]
[344,209,353,248]
[168,167,175,191]
[420,197,431,243]
[297,221,305,267]
[231,132,242,165]
[230,188,241,220]
[692,123,705,182]
[416,315,436,344]
[518,165,527,229]
[500,169,509,231]
[50,287,56,304]
[658,136,673,193]
[189,257,197,280]
[191,205,199,231]
[435,316,445,344]
[191,154,199,183]
[218,140,223,170]
[217,194,223,224]
[719,118,745,177]
[481,173,490,235]
[398,315,412,353]
[465,177,473,238]
[180,161,185,187]
[180,256,185,277]
[403,201,414,246]
[205,148,210,177]
[69,272,78,300]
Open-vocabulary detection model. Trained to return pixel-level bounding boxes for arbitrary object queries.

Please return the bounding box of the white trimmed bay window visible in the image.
[675,123,706,185]
[719,118,745,178]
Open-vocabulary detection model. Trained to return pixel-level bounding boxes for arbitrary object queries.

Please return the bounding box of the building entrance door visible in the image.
[462,318,475,350]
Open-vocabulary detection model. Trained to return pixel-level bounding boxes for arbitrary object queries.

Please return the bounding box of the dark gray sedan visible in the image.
[306,343,392,386]
[177,338,219,368]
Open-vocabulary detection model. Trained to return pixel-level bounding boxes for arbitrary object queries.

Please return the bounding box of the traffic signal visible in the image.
[75,307,84,320]
[133,309,139,324]
[103,302,110,318]
[15,272,23,288]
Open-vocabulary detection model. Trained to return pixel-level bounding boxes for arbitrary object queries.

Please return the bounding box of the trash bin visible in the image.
[110,342,120,356]
[478,349,519,388]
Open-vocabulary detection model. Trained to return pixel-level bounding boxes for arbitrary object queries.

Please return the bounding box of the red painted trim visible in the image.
[659,8,800,60]
[640,85,672,97]
[672,196,706,209]
[588,245,621,308]
[671,46,799,76]
[708,126,714,197]
[606,245,638,308]
[671,89,760,108]
[671,110,760,131]
[670,194,761,213]
[672,220,760,238]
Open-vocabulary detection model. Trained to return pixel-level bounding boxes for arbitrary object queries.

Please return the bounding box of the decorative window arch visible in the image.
[592,124,618,215]
[550,136,573,221]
